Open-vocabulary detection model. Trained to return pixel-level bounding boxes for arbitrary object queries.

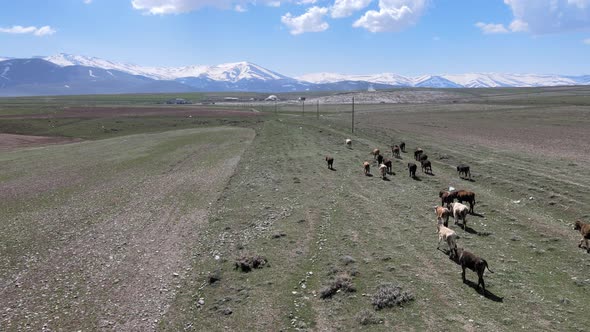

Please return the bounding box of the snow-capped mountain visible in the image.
[298,72,585,88]
[1,53,590,96]
[43,53,288,82]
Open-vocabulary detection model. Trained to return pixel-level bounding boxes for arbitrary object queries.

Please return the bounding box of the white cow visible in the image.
[449,202,469,230]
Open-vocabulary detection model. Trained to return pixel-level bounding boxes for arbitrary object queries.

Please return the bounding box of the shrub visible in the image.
[356,309,380,325]
[319,273,356,299]
[371,283,414,310]
[234,254,268,272]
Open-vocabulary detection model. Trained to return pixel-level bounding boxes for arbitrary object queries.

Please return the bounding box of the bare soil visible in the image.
[0,133,81,150]
[0,127,255,331]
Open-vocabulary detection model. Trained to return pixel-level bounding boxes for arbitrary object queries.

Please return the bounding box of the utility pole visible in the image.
[352,97,355,133]
[302,100,305,116]
[316,100,319,119]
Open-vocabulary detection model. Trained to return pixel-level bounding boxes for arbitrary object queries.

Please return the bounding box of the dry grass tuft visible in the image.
[320,273,356,299]
[371,283,414,310]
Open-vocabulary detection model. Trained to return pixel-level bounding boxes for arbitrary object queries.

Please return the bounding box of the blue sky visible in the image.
[1,0,589,76]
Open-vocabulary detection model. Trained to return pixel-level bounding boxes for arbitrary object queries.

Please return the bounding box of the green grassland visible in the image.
[0,87,589,331]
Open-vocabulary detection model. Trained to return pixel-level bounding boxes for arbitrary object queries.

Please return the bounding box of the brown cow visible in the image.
[434,206,451,227]
[363,161,371,175]
[421,160,432,174]
[414,148,423,161]
[440,190,457,207]
[383,158,393,174]
[325,156,334,170]
[407,163,417,178]
[391,145,400,158]
[574,220,590,253]
[455,190,476,213]
[371,149,380,160]
[458,249,494,293]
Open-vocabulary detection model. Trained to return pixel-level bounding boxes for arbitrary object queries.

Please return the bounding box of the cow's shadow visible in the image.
[382,177,391,181]
[463,279,504,302]
[365,173,374,177]
[411,176,422,181]
[471,212,485,218]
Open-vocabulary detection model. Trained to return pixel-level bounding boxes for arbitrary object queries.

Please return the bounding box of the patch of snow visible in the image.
[88,69,97,78]
[0,66,10,79]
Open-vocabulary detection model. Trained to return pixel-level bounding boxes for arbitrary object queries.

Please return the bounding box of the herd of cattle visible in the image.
[325,138,590,294]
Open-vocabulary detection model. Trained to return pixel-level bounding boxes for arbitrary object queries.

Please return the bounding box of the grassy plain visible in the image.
[0,87,589,331]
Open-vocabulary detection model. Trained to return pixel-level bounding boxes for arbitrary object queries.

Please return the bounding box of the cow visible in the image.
[449,202,469,230]
[391,145,400,158]
[434,206,451,227]
[574,220,590,253]
[363,161,371,175]
[325,156,334,170]
[383,158,393,174]
[455,190,476,213]
[421,160,432,174]
[414,148,423,161]
[407,163,417,178]
[437,222,458,259]
[379,163,388,179]
[377,154,384,165]
[346,139,352,147]
[400,142,406,152]
[458,249,494,293]
[371,149,380,161]
[457,164,471,179]
[419,154,428,163]
[440,190,457,207]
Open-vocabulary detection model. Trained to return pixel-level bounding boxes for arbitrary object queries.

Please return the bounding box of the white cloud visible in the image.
[297,0,318,4]
[475,22,509,34]
[0,25,56,36]
[353,0,427,33]
[281,6,329,35]
[131,0,282,14]
[331,0,372,18]
[508,19,528,32]
[584,37,590,44]
[503,0,590,34]
[84,0,93,4]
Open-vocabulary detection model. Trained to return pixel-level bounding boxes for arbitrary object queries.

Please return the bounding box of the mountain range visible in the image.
[0,53,588,96]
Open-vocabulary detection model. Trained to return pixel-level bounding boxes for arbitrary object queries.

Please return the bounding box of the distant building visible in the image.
[224,97,239,101]
[166,98,191,104]
[265,95,278,101]
[367,85,376,92]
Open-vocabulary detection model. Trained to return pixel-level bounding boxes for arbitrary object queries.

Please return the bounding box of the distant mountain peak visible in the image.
[1,54,589,97]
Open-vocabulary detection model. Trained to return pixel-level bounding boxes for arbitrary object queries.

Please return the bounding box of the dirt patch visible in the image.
[0,133,81,150]
[0,127,255,331]
[358,104,590,162]
[0,106,260,119]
